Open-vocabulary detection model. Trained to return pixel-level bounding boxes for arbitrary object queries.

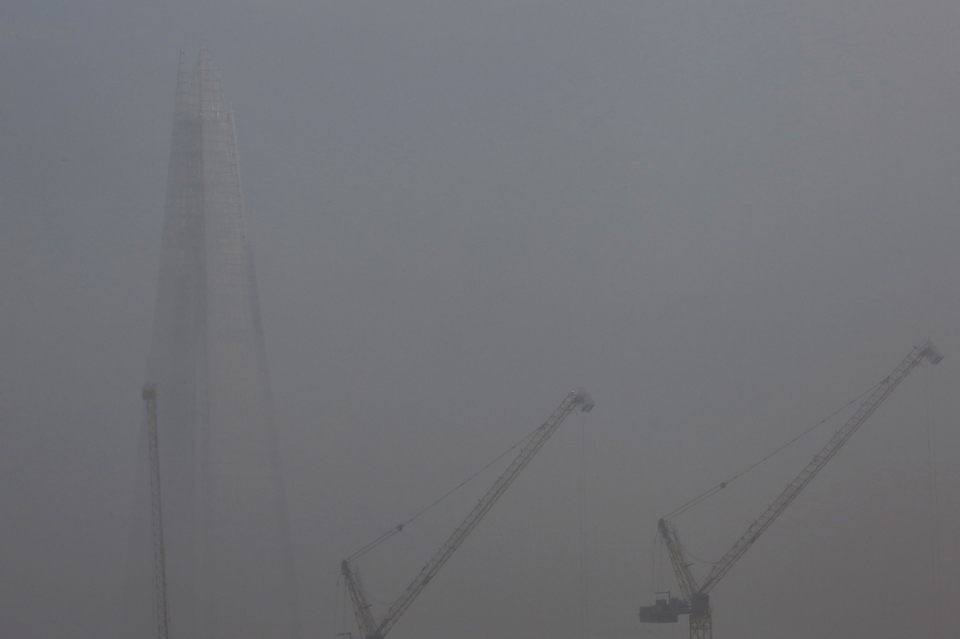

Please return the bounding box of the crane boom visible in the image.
[699,339,942,594]
[343,388,594,639]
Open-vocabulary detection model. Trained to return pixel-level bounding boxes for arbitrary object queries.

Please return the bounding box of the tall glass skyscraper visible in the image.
[127,50,300,639]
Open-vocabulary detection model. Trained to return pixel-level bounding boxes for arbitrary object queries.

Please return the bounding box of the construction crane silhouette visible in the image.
[341,389,595,639]
[142,384,170,639]
[639,340,943,639]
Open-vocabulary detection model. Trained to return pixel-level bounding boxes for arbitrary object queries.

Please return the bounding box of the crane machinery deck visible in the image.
[639,340,943,639]
[341,388,595,639]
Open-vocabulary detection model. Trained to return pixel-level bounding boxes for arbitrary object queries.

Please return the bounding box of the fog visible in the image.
[3,1,960,638]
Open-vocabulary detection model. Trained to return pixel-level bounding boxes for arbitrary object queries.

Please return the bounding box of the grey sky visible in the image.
[3,1,960,638]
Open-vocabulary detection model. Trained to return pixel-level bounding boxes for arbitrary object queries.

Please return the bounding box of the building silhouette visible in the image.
[127,50,300,639]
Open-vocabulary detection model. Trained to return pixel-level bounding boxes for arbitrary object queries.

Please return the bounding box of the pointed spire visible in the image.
[198,49,227,119]
[136,49,302,639]
[173,49,197,118]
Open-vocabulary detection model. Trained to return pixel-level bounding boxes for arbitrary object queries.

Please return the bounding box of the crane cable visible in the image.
[347,420,543,561]
[663,376,887,521]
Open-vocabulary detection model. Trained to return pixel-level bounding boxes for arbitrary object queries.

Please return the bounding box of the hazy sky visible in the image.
[3,1,960,638]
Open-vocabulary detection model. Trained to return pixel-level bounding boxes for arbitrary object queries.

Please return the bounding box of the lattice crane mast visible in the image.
[639,340,943,639]
[341,388,595,639]
[142,383,170,639]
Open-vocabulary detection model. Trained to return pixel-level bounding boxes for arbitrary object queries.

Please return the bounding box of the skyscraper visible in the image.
[128,50,300,639]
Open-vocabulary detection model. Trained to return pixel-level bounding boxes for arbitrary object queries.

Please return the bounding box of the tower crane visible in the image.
[639,340,943,639]
[341,388,595,639]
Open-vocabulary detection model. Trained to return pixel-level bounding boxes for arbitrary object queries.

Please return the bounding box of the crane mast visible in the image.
[640,340,943,639]
[342,388,595,639]
[142,384,170,639]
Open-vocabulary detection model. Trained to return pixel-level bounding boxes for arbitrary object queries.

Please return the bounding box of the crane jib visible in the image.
[343,388,594,639]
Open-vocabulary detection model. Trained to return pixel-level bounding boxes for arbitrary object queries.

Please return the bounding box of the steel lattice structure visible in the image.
[640,340,943,639]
